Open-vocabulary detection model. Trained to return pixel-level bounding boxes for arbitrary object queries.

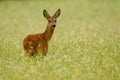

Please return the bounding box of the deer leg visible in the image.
[24,48,30,57]
[41,46,48,58]
[33,47,38,56]
[24,46,35,57]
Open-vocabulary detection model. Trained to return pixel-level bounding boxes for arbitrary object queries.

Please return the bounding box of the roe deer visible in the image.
[23,9,61,57]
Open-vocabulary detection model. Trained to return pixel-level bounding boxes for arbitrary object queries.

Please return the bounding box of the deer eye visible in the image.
[55,20,56,22]
[48,20,51,22]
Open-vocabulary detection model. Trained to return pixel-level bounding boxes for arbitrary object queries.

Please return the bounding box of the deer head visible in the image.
[43,9,61,29]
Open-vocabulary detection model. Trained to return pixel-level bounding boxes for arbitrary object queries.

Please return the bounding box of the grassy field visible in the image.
[0,0,120,80]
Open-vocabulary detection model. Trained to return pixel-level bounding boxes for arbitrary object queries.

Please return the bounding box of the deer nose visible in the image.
[52,25,56,28]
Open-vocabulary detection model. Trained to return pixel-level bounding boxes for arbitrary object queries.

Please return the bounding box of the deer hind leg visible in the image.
[33,47,38,56]
[24,47,31,57]
[24,41,34,57]
[24,46,35,57]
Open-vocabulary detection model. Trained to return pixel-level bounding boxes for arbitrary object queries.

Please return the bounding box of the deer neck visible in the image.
[43,25,54,41]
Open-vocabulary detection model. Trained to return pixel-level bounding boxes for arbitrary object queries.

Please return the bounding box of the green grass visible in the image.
[0,0,120,80]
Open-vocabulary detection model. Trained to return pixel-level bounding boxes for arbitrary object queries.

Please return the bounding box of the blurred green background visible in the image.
[0,0,120,80]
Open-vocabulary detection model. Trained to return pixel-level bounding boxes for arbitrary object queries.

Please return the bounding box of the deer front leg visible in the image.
[41,46,48,58]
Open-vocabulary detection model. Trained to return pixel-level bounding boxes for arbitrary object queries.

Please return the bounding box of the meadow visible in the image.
[0,0,120,80]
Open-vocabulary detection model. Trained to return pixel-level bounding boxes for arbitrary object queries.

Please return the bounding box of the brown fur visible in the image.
[23,9,61,57]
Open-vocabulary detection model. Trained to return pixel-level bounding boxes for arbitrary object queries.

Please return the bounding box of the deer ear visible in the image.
[53,9,61,18]
[43,9,50,19]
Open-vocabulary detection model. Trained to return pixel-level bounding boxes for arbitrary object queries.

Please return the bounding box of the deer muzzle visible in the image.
[52,25,56,28]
